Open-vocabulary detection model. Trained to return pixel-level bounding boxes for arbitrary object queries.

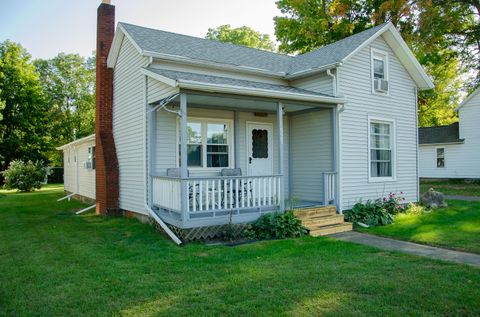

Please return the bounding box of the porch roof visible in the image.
[142,67,346,105]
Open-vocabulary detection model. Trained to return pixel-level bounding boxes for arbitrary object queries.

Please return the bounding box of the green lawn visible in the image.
[359,200,480,254]
[1,185,480,316]
[420,179,480,196]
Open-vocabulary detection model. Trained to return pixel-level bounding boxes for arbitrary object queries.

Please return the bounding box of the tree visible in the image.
[34,53,96,165]
[206,25,276,51]
[273,0,479,126]
[0,40,50,172]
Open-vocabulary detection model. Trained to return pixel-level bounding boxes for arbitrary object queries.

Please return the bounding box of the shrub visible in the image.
[244,211,309,240]
[405,203,427,214]
[344,192,406,227]
[3,160,49,192]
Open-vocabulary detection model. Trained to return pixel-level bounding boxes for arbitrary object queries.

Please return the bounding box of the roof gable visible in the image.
[107,21,433,90]
[456,87,480,111]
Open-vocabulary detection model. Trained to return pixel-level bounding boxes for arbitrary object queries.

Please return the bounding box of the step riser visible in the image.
[303,215,345,228]
[310,224,353,237]
[294,209,336,219]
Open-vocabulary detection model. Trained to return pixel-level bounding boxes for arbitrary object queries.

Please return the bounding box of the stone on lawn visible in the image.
[421,188,447,208]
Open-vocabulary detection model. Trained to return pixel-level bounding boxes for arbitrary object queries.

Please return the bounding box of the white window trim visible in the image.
[371,48,389,96]
[368,115,397,182]
[435,146,445,169]
[176,116,234,170]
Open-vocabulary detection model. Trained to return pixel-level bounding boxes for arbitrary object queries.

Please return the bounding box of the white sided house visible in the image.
[419,88,480,179]
[62,2,433,243]
[57,134,96,201]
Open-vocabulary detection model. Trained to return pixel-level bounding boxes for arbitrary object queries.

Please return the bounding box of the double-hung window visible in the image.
[369,118,395,180]
[179,119,232,168]
[371,48,389,94]
[436,148,445,168]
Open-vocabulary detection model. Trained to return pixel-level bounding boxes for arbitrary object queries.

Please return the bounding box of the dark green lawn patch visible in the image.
[359,200,480,254]
[420,179,480,196]
[1,185,480,316]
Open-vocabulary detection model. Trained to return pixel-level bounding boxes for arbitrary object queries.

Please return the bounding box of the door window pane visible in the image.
[252,129,268,158]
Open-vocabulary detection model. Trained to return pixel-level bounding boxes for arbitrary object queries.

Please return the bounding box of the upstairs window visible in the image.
[371,48,389,94]
[436,148,445,168]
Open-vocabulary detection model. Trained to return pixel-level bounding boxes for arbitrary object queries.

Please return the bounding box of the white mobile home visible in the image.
[57,134,96,201]
[419,88,480,179]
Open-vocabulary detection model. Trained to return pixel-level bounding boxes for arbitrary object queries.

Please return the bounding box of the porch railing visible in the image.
[323,172,337,206]
[152,175,282,222]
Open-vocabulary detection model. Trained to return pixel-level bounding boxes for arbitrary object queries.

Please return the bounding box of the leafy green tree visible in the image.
[206,25,276,51]
[0,40,50,172]
[34,53,96,165]
[273,0,479,126]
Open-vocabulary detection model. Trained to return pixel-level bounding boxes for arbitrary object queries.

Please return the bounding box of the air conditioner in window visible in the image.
[374,78,389,93]
[84,161,93,170]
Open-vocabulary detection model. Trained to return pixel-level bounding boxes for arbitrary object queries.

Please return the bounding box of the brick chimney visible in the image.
[95,1,120,215]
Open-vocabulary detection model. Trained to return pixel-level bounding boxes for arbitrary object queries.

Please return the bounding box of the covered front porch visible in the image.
[144,70,343,229]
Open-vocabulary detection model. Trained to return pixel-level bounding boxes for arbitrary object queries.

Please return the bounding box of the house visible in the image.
[60,0,433,243]
[419,88,480,179]
[57,134,96,202]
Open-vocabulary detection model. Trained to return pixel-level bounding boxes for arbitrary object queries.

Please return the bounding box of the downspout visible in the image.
[143,72,182,245]
[326,68,337,96]
[414,87,420,202]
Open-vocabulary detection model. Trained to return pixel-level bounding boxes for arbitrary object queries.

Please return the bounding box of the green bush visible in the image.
[3,160,49,192]
[244,211,309,240]
[405,203,427,214]
[344,192,406,226]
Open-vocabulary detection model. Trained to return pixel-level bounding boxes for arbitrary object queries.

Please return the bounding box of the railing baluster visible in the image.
[229,179,233,209]
[235,179,239,208]
[223,179,227,210]
[241,179,245,208]
[217,179,221,210]
[206,180,209,210]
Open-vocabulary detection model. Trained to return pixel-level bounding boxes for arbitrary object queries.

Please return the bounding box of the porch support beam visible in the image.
[180,93,189,224]
[234,111,240,168]
[277,102,285,212]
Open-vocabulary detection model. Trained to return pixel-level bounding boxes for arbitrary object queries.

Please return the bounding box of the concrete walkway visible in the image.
[444,195,480,201]
[329,231,480,267]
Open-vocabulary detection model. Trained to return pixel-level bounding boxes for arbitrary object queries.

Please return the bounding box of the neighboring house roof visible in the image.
[418,123,464,145]
[56,134,95,151]
[142,67,346,104]
[456,87,480,111]
[108,22,434,89]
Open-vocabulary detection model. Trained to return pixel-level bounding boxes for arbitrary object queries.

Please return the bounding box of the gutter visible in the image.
[285,62,343,80]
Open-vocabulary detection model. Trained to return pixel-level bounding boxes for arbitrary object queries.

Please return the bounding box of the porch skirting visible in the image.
[163,222,249,242]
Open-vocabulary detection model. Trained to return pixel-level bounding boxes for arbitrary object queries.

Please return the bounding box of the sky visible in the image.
[0,0,280,59]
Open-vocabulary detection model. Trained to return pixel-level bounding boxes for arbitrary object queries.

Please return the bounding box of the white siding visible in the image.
[290,109,333,202]
[419,91,480,179]
[338,35,418,210]
[112,37,149,214]
[291,71,334,95]
[62,140,95,200]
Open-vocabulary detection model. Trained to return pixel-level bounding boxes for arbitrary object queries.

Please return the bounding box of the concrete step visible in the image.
[309,222,353,237]
[293,206,336,219]
[302,214,345,228]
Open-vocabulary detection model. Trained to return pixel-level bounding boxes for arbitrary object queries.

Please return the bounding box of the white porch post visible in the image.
[234,110,240,168]
[180,93,189,224]
[277,102,285,212]
[333,105,341,212]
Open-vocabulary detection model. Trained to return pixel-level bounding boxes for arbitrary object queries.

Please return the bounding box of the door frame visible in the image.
[246,121,274,176]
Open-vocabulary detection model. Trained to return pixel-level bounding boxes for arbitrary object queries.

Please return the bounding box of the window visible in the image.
[436,148,445,168]
[179,119,232,168]
[87,146,96,170]
[369,118,395,180]
[371,48,389,94]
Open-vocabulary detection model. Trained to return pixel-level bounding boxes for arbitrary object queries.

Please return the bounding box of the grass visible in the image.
[420,179,480,196]
[1,185,480,316]
[358,200,480,254]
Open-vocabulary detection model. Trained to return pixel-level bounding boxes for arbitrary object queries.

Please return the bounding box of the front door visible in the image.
[247,122,273,176]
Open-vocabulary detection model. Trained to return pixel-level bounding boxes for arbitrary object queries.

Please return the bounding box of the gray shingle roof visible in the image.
[120,22,388,76]
[145,68,335,98]
[419,123,464,145]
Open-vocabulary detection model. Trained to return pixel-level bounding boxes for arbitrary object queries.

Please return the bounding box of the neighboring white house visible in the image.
[419,88,480,179]
[57,134,96,200]
[60,1,434,242]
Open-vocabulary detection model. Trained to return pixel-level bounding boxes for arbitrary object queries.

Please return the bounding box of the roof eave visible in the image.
[177,79,346,104]
[57,134,96,150]
[285,62,343,80]
[419,140,465,146]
